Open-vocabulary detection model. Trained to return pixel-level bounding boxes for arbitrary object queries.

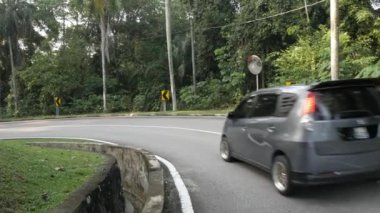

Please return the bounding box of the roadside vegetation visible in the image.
[0,0,378,118]
[0,139,105,212]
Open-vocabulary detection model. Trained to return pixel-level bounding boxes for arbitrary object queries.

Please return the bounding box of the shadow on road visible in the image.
[295,180,380,199]
[233,159,380,202]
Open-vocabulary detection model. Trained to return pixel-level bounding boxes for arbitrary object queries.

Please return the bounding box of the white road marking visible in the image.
[0,137,193,213]
[155,155,194,213]
[0,124,222,135]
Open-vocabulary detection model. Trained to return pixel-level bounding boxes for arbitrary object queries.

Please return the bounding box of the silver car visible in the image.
[220,78,380,195]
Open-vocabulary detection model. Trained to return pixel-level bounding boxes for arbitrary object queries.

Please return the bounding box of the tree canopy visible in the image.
[0,0,379,117]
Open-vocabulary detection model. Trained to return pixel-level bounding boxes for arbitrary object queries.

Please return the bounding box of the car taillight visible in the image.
[301,92,316,131]
[303,92,316,115]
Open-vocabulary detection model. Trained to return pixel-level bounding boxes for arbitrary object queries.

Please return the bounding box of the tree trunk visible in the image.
[190,16,196,93]
[8,36,18,115]
[165,0,177,111]
[100,16,107,112]
[303,0,310,23]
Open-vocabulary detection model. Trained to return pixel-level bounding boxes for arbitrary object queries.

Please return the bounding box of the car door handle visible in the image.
[267,126,276,133]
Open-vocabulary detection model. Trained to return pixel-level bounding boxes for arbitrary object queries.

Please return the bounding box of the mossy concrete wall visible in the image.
[33,142,164,213]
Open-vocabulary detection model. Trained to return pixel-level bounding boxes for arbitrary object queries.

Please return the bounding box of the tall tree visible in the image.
[0,0,37,115]
[93,0,108,112]
[273,0,380,83]
[218,0,328,90]
[191,0,236,80]
[165,0,177,111]
[90,0,123,112]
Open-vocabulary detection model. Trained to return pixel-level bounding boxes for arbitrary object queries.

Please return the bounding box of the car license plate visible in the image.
[353,127,369,139]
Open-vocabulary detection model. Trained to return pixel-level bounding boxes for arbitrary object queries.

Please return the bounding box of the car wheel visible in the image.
[272,155,294,196]
[220,139,233,162]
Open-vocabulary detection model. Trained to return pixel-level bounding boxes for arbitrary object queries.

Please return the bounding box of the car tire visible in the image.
[271,155,294,196]
[220,139,234,162]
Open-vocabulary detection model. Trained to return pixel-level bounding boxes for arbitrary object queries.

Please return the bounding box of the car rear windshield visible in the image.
[314,86,380,120]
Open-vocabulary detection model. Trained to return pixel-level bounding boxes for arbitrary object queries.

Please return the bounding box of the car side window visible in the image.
[278,93,298,117]
[234,97,256,118]
[251,94,278,117]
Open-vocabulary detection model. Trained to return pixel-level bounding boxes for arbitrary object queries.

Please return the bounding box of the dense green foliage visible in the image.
[0,0,379,116]
[273,0,380,85]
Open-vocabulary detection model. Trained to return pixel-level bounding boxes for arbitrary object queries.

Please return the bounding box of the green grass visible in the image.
[0,140,105,213]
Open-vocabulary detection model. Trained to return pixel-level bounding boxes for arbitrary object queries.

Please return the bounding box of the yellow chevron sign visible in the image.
[54,97,62,107]
[161,90,170,101]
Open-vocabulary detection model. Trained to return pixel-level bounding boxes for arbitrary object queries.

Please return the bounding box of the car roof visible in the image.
[310,78,379,90]
[248,78,379,97]
[248,85,309,97]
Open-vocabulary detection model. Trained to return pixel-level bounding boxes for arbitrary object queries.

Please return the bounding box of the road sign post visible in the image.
[247,55,263,91]
[54,97,62,117]
[161,90,170,112]
[56,106,59,117]
[256,74,259,91]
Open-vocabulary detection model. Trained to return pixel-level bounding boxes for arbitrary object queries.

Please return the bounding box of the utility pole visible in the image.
[62,1,67,47]
[330,0,339,80]
[100,16,107,112]
[190,13,196,93]
[303,0,310,23]
[8,36,18,114]
[165,0,177,111]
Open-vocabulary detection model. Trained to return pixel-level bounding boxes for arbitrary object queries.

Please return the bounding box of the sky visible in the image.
[371,0,380,10]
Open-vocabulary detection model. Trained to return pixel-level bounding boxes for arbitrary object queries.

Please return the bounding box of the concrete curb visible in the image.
[32,142,164,213]
[0,112,228,123]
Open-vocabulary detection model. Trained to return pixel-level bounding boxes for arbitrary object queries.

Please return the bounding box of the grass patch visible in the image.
[0,140,105,212]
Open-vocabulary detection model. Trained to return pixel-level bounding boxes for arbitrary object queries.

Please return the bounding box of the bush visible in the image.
[68,94,133,114]
[179,78,241,110]
[132,83,163,112]
[68,95,103,114]
[108,95,133,112]
[357,61,380,78]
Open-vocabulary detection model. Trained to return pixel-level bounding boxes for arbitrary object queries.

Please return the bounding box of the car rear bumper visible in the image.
[291,167,380,185]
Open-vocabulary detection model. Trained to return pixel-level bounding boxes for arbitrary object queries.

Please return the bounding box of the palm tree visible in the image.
[73,0,117,112]
[0,0,35,115]
[93,0,108,112]
[92,0,121,112]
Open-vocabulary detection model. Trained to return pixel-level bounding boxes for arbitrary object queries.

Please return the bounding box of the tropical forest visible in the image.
[0,0,379,117]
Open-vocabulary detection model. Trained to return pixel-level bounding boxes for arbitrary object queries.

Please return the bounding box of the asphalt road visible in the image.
[1,117,380,213]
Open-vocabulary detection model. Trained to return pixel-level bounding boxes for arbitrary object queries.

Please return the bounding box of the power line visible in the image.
[16,0,327,42]
[202,0,326,31]
[136,0,326,41]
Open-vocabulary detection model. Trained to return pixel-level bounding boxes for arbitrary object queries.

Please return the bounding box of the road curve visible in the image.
[1,117,380,213]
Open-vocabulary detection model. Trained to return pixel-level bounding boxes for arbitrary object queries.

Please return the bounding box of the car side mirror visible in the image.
[227,112,236,119]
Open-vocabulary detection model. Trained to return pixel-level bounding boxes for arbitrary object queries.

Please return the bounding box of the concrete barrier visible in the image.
[32,142,164,213]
